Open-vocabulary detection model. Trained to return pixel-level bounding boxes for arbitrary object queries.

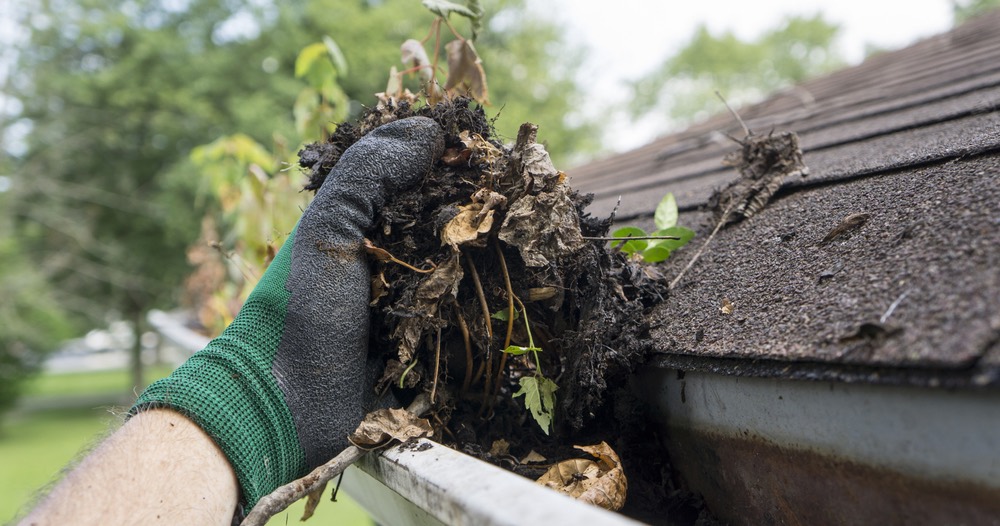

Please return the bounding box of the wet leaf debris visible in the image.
[299,98,673,518]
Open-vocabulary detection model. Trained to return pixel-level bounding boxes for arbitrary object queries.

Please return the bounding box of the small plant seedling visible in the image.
[497,303,556,434]
[610,193,695,263]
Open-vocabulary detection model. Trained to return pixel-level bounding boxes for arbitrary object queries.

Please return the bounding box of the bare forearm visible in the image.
[21,409,238,526]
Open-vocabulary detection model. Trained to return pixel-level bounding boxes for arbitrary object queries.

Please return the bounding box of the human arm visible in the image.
[21,116,445,524]
[21,409,239,526]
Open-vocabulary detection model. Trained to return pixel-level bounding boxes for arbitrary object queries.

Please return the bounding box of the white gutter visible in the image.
[640,368,1000,487]
[343,439,642,526]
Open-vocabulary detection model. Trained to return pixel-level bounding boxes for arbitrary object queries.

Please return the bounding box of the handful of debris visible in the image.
[298,98,667,509]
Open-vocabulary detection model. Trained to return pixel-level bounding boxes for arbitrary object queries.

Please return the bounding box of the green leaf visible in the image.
[502,345,539,356]
[295,43,328,80]
[422,0,480,20]
[654,193,679,230]
[648,226,696,251]
[322,36,348,76]
[513,376,558,434]
[466,0,483,39]
[610,226,647,254]
[642,245,672,263]
[491,307,520,322]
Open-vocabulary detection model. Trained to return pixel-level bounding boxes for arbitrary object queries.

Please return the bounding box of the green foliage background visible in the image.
[0,0,597,417]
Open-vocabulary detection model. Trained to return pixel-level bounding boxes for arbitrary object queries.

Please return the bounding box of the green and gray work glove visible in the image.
[132,117,444,507]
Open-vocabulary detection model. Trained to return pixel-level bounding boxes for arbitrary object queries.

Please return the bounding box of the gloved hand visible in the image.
[132,117,445,507]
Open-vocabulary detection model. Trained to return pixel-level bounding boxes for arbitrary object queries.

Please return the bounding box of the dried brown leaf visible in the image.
[440,203,494,247]
[711,131,808,224]
[364,238,394,262]
[459,130,502,165]
[444,39,489,104]
[536,442,627,511]
[520,450,548,464]
[370,271,389,306]
[499,187,585,267]
[348,408,433,449]
[300,481,327,521]
[392,248,463,363]
[489,439,510,457]
[441,147,472,166]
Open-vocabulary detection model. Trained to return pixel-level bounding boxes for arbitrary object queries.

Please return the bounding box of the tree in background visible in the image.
[953,0,1000,23]
[629,14,843,127]
[0,0,596,417]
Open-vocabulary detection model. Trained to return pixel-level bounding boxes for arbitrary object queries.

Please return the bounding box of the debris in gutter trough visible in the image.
[297,99,687,522]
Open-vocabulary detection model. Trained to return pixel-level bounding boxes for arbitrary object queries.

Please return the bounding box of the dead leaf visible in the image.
[400,39,433,85]
[520,450,547,464]
[444,39,489,104]
[392,247,463,363]
[489,439,510,457]
[536,442,627,511]
[527,287,557,301]
[711,131,808,224]
[499,188,585,267]
[300,480,327,521]
[348,408,433,450]
[459,130,502,166]
[510,123,560,194]
[370,272,389,306]
[364,238,394,262]
[820,212,870,245]
[440,203,494,247]
[720,298,734,315]
[441,147,472,166]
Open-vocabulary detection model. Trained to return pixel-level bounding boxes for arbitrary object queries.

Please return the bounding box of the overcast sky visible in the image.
[531,0,955,153]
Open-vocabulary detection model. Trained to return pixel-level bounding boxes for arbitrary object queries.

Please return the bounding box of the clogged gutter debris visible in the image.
[298,98,680,521]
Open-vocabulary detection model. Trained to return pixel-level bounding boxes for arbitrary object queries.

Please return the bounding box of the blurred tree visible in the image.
[2,0,595,408]
[953,0,1000,23]
[630,14,843,127]
[0,184,76,425]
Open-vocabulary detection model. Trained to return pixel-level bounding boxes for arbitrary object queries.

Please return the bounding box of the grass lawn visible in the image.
[0,367,373,525]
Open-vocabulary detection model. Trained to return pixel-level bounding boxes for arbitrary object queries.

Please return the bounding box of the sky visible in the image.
[529,0,955,153]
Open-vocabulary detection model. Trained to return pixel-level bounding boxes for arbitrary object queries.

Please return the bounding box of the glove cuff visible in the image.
[131,228,306,507]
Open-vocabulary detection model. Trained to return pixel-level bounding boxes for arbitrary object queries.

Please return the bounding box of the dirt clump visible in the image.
[299,98,698,523]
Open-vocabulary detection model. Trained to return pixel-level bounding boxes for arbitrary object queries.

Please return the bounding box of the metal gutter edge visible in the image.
[343,439,643,526]
[639,367,1000,524]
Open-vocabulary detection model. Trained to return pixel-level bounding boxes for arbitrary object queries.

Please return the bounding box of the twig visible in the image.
[582,235,682,242]
[669,202,735,290]
[881,289,912,323]
[364,238,436,274]
[430,327,442,404]
[241,446,365,526]
[492,243,515,397]
[449,297,475,393]
[240,396,431,526]
[716,90,751,138]
[464,252,492,338]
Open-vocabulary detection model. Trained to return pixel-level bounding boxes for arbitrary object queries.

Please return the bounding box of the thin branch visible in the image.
[669,203,735,290]
[716,90,751,137]
[449,297,475,393]
[241,446,366,526]
[241,396,432,526]
[583,235,681,242]
[430,327,442,404]
[492,243,515,397]
[464,253,493,338]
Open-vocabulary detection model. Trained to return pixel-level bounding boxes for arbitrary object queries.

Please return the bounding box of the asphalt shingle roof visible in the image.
[568,12,1000,386]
